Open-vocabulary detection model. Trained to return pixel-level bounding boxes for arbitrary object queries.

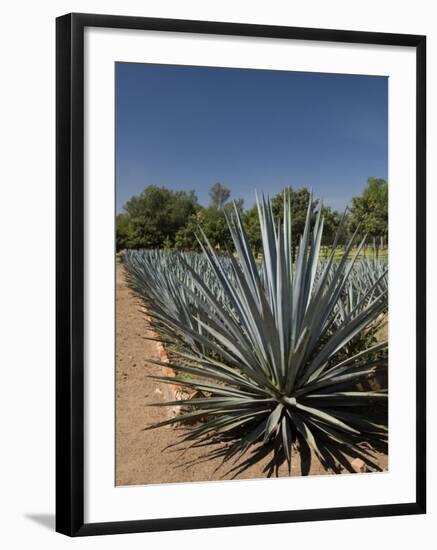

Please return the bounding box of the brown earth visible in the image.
[115,265,387,486]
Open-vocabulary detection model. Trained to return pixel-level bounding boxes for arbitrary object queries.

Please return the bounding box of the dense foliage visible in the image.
[116,178,388,252]
[116,185,199,250]
[348,177,388,240]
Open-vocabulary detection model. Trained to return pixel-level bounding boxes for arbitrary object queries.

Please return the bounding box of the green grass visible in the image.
[319,246,388,261]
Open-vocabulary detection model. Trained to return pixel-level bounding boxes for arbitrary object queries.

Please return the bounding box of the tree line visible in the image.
[116,178,388,253]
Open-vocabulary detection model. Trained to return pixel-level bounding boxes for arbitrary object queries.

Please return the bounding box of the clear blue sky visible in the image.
[116,63,387,213]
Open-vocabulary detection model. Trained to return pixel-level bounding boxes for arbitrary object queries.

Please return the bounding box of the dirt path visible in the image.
[115,265,385,485]
[116,264,290,485]
[116,265,297,485]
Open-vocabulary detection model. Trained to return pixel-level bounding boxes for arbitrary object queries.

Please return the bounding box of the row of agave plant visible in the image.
[123,193,388,477]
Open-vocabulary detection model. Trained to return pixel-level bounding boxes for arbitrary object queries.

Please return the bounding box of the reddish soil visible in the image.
[115,265,387,486]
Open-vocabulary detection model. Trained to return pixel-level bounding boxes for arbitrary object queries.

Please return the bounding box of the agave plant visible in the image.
[125,193,388,476]
[124,249,235,353]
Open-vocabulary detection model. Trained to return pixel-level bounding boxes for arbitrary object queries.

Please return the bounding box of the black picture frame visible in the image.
[56,12,426,537]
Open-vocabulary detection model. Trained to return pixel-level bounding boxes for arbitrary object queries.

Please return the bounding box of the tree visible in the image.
[349,178,388,240]
[225,197,244,214]
[116,183,357,254]
[115,213,131,252]
[174,212,202,252]
[209,182,231,209]
[321,206,348,246]
[174,197,245,252]
[271,187,319,238]
[244,205,262,255]
[240,187,320,259]
[175,207,233,251]
[120,185,199,249]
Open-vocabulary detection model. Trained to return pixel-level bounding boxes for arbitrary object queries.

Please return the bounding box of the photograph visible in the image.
[1,1,430,545]
[115,62,389,486]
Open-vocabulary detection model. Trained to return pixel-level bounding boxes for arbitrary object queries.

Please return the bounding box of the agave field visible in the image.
[123,194,388,477]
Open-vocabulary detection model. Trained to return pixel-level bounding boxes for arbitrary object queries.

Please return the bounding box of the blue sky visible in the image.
[116,63,387,213]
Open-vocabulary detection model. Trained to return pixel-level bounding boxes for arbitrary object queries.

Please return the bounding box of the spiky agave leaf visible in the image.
[126,193,388,475]
[123,249,236,354]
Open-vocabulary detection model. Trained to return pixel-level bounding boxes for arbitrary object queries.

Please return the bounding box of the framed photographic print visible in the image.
[56,13,426,536]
